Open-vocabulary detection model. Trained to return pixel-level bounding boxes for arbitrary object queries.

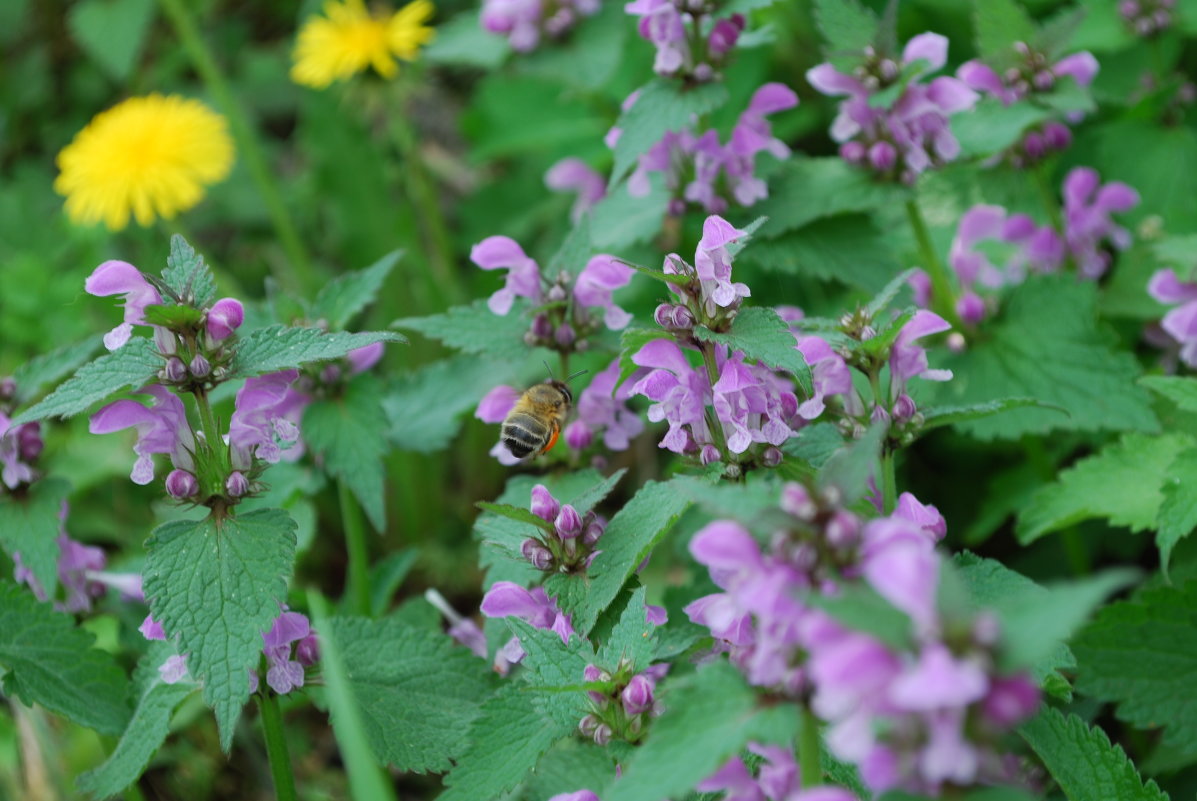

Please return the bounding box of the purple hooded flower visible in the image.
[14,529,108,613]
[481,0,598,51]
[723,84,799,206]
[574,255,635,330]
[206,297,244,341]
[471,236,543,315]
[85,260,164,351]
[481,581,575,665]
[1062,167,1140,279]
[90,385,196,485]
[0,414,37,489]
[890,310,953,394]
[625,0,689,76]
[1149,268,1197,366]
[475,384,521,424]
[695,215,751,310]
[794,337,852,420]
[712,353,796,453]
[546,158,607,222]
[573,360,645,451]
[261,610,315,694]
[546,792,601,801]
[228,370,306,469]
[346,342,384,375]
[630,339,712,454]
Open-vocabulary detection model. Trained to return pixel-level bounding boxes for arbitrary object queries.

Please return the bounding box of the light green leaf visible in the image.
[0,478,70,600]
[754,158,909,237]
[0,581,130,735]
[13,338,161,424]
[302,373,388,531]
[310,250,400,330]
[383,354,508,453]
[516,0,627,91]
[591,181,669,251]
[920,398,1064,433]
[326,616,494,773]
[143,509,296,751]
[547,215,593,278]
[66,0,155,82]
[11,337,102,406]
[973,0,1037,66]
[1157,448,1197,573]
[160,235,216,309]
[597,585,657,670]
[369,550,419,617]
[611,80,729,183]
[743,214,899,292]
[1017,432,1193,544]
[1019,707,1170,801]
[225,326,404,381]
[524,739,617,801]
[674,473,786,521]
[813,0,878,68]
[931,276,1158,439]
[507,619,594,727]
[692,307,813,396]
[954,98,1053,157]
[1140,375,1197,413]
[1073,580,1197,753]
[475,501,554,530]
[423,10,510,67]
[394,300,538,363]
[818,423,885,505]
[544,481,689,637]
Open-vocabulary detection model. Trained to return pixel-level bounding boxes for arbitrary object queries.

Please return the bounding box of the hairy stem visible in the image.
[904,198,962,331]
[157,0,319,294]
[339,480,372,616]
[798,705,823,788]
[257,692,298,801]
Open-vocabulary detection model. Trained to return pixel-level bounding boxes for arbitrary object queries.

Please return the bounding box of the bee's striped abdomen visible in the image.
[502,412,550,459]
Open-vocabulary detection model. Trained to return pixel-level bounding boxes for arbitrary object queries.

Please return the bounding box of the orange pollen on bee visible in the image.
[542,425,561,454]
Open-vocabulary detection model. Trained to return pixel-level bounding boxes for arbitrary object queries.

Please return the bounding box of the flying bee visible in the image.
[501,368,588,460]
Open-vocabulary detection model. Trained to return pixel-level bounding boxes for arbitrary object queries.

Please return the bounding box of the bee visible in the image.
[501,368,587,460]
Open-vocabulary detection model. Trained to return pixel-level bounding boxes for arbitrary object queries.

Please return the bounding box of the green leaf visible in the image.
[369,550,419,617]
[813,0,878,68]
[12,338,161,424]
[310,250,401,330]
[225,326,404,381]
[1072,580,1197,753]
[524,739,617,801]
[394,300,537,363]
[864,268,918,320]
[326,616,494,773]
[66,0,155,82]
[0,478,70,600]
[674,473,786,521]
[160,235,216,308]
[973,0,1037,65]
[75,657,194,799]
[617,327,673,391]
[783,422,846,471]
[475,501,553,531]
[1152,235,1197,279]
[1157,448,1197,573]
[423,10,509,67]
[597,586,657,670]
[818,423,885,505]
[1019,707,1169,801]
[602,661,764,801]
[1141,375,1197,413]
[141,304,205,329]
[515,0,628,91]
[931,276,1158,439]
[383,354,508,453]
[0,581,130,735]
[547,215,594,278]
[591,180,669,251]
[611,80,729,183]
[808,584,914,651]
[302,373,389,531]
[920,398,1064,432]
[692,307,813,396]
[544,481,689,637]
[11,336,102,406]
[507,619,594,726]
[1017,432,1193,545]
[954,98,1053,157]
[743,214,899,292]
[754,158,909,237]
[566,468,626,515]
[143,509,296,751]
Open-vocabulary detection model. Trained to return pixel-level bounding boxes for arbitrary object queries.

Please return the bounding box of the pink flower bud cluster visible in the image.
[518,484,607,573]
[578,661,668,745]
[625,0,745,83]
[480,0,599,52]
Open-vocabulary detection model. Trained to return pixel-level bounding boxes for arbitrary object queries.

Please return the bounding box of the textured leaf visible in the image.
[524,740,617,801]
[508,619,594,727]
[973,0,1037,65]
[674,474,786,521]
[591,180,669,251]
[1141,375,1197,413]
[0,478,70,600]
[1073,580,1197,752]
[814,0,878,68]
[327,616,494,773]
[11,336,102,406]
[1017,433,1193,544]
[161,235,216,308]
[394,299,537,363]
[754,158,909,237]
[76,664,193,799]
[597,586,657,670]
[931,276,1158,439]
[544,481,689,637]
[743,214,898,292]
[13,338,160,424]
[383,354,508,453]
[1157,447,1197,572]
[954,98,1053,157]
[143,509,296,750]
[302,373,388,531]
[66,0,155,82]
[1019,707,1170,801]
[617,328,672,390]
[693,307,813,396]
[226,326,404,381]
[476,502,554,530]
[921,398,1064,433]
[0,582,130,735]
[310,250,401,330]
[611,80,729,183]
[818,423,885,505]
[603,661,764,801]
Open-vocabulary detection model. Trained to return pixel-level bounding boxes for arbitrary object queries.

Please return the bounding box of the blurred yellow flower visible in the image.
[54,94,234,232]
[291,0,435,89]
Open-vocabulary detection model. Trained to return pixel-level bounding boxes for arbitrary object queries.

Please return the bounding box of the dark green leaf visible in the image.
[954,98,1053,157]
[596,585,657,670]
[226,327,404,380]
[67,0,155,83]
[310,250,401,330]
[161,235,216,309]
[383,354,508,453]
[754,158,909,237]
[611,80,729,183]
[394,300,537,363]
[13,338,161,424]
[920,398,1064,432]
[1157,448,1197,573]
[743,214,899,292]
[0,478,70,600]
[423,10,509,67]
[973,0,1037,65]
[692,307,812,396]
[814,0,878,68]
[475,501,553,531]
[11,337,102,406]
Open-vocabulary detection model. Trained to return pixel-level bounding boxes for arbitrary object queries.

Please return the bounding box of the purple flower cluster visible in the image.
[579,661,667,745]
[625,0,744,82]
[517,484,607,573]
[564,359,646,452]
[807,34,978,183]
[90,385,197,487]
[480,0,599,52]
[616,84,798,215]
[0,413,41,490]
[546,158,607,223]
[471,236,634,349]
[1120,0,1175,36]
[1148,269,1197,367]
[480,581,575,673]
[700,741,858,801]
[1062,167,1140,279]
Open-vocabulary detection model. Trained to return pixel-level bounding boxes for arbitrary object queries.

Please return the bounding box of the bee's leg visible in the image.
[541,421,561,454]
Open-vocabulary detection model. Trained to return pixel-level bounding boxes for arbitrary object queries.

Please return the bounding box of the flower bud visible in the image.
[781,482,817,520]
[164,356,187,383]
[1032,70,1055,91]
[1040,121,1071,152]
[531,313,554,341]
[578,714,601,738]
[165,469,199,499]
[189,354,211,379]
[16,423,43,462]
[1118,0,1139,15]
[555,505,584,539]
[693,63,714,83]
[295,633,320,666]
[226,471,250,498]
[565,420,593,450]
[592,723,613,746]
[0,377,16,400]
[1155,9,1171,28]
[654,303,676,329]
[320,364,342,385]
[699,444,722,466]
[206,298,244,341]
[530,484,560,523]
[761,446,783,467]
[707,17,741,57]
[1022,131,1046,160]
[868,141,897,171]
[582,517,605,546]
[870,404,890,425]
[671,306,695,330]
[548,285,568,302]
[957,291,987,324]
[555,323,576,348]
[825,510,860,548]
[621,674,655,716]
[347,342,384,374]
[839,141,866,164]
[521,538,555,570]
[892,393,918,422]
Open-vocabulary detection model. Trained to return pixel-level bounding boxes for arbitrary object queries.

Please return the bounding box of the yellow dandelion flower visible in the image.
[54,94,234,232]
[291,0,435,89]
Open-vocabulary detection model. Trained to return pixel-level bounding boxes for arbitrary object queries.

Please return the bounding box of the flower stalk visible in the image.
[257,690,299,801]
[905,198,962,331]
[798,705,823,789]
[339,480,372,617]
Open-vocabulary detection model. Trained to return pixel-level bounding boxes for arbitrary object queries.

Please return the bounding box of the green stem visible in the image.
[696,340,731,461]
[193,389,221,458]
[156,0,319,295]
[1033,164,1063,232]
[339,479,372,616]
[798,705,823,788]
[904,199,962,331]
[257,692,298,801]
[881,448,897,515]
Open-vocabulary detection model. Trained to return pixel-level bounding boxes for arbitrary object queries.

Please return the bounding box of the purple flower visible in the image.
[630,339,712,454]
[475,384,521,424]
[530,484,561,522]
[0,414,37,489]
[620,673,655,715]
[572,359,644,452]
[85,260,163,351]
[1062,167,1139,279]
[574,255,634,330]
[346,342,384,374]
[712,353,796,453]
[546,792,601,801]
[140,614,166,641]
[546,158,607,222]
[90,385,196,485]
[15,529,108,613]
[159,654,189,684]
[481,0,598,51]
[794,337,852,420]
[164,468,198,499]
[1149,269,1197,366]
[261,610,315,694]
[889,644,989,711]
[625,0,689,76]
[228,370,305,469]
[481,581,574,666]
[470,236,543,315]
[206,297,244,341]
[695,215,751,310]
[723,84,799,206]
[890,310,953,396]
